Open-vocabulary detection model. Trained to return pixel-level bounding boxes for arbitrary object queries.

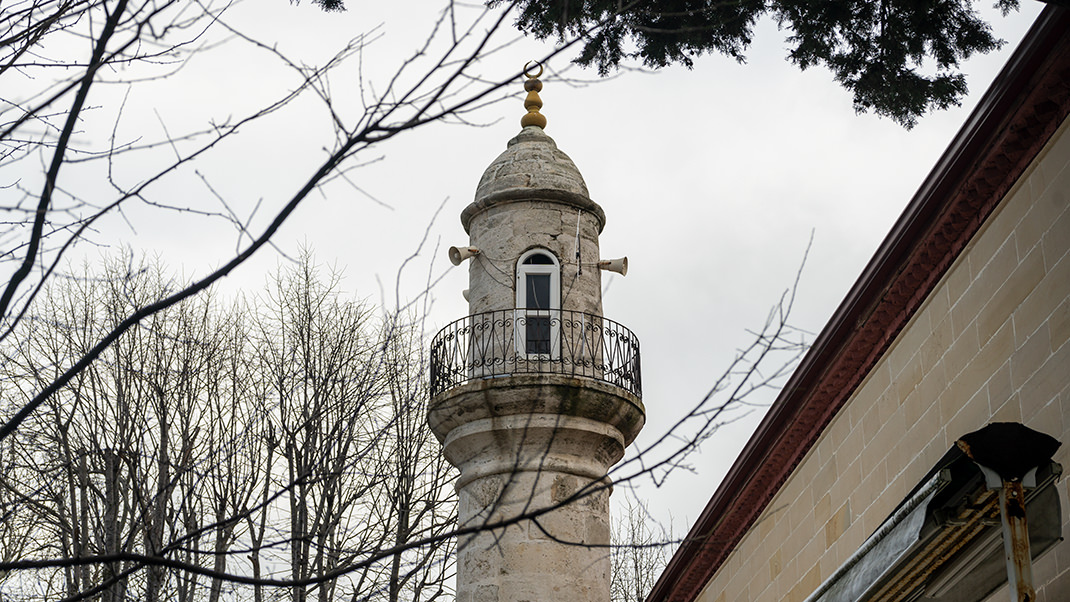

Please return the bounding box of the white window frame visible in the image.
[515,249,560,359]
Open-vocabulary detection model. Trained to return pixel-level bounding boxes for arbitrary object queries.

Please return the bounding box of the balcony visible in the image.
[430,309,641,399]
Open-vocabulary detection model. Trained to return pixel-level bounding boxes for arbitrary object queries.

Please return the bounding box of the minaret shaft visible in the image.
[430,376,641,602]
[429,69,643,602]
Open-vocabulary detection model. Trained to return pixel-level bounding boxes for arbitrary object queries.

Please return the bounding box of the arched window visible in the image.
[516,249,560,357]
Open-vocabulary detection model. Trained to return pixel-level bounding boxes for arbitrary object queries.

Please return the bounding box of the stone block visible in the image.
[1050,296,1070,353]
[970,222,1018,286]
[1014,252,1069,347]
[1013,322,1051,386]
[769,548,782,579]
[976,244,1045,346]
[787,563,822,602]
[824,501,850,549]
[1041,188,1070,271]
[1019,339,1070,422]
[946,259,974,331]
[920,314,953,373]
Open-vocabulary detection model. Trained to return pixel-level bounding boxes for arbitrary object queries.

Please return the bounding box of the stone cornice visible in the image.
[460,189,607,234]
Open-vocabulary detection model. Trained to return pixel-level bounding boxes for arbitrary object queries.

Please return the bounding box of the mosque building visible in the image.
[649,6,1070,602]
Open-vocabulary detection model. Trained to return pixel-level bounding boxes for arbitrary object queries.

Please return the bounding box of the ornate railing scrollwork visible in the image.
[430,309,641,399]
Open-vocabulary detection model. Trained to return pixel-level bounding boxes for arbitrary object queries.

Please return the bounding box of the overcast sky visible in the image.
[6,0,1048,544]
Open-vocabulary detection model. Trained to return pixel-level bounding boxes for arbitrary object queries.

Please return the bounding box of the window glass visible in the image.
[526,274,550,309]
[523,253,554,265]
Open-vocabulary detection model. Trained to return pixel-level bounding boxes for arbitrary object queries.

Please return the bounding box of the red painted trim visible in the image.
[648,7,1070,602]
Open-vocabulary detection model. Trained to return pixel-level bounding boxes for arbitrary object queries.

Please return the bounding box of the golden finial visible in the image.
[521,61,547,129]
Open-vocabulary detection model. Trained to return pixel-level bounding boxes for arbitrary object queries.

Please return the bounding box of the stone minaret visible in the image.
[428,65,645,602]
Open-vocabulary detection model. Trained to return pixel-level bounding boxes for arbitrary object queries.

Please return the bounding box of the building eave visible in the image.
[647,7,1070,602]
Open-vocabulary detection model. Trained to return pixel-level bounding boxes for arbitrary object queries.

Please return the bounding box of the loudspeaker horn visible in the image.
[598,257,628,276]
[449,246,480,266]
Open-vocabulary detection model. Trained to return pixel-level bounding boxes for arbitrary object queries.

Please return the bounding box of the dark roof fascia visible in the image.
[647,7,1070,602]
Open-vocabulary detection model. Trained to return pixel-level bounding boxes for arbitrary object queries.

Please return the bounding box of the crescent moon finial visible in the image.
[523,61,544,79]
[521,61,547,129]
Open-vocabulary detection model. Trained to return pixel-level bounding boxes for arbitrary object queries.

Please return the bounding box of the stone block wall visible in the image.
[697,115,1070,602]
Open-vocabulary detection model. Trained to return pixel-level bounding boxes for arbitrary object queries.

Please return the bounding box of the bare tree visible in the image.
[610,498,671,602]
[373,314,456,602]
[256,259,383,602]
[0,259,226,599]
[0,254,460,600]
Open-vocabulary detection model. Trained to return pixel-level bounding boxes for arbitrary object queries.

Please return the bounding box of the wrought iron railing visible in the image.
[430,309,641,399]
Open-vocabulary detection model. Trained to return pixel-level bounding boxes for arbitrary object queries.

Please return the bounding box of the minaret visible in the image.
[429,65,645,602]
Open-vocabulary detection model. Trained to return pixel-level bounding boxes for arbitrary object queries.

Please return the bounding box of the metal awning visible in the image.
[806,441,1062,602]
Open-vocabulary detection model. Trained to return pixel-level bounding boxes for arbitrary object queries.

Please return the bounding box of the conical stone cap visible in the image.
[461,125,605,233]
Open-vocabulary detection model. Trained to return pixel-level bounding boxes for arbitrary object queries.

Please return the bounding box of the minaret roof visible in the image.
[461,65,605,233]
